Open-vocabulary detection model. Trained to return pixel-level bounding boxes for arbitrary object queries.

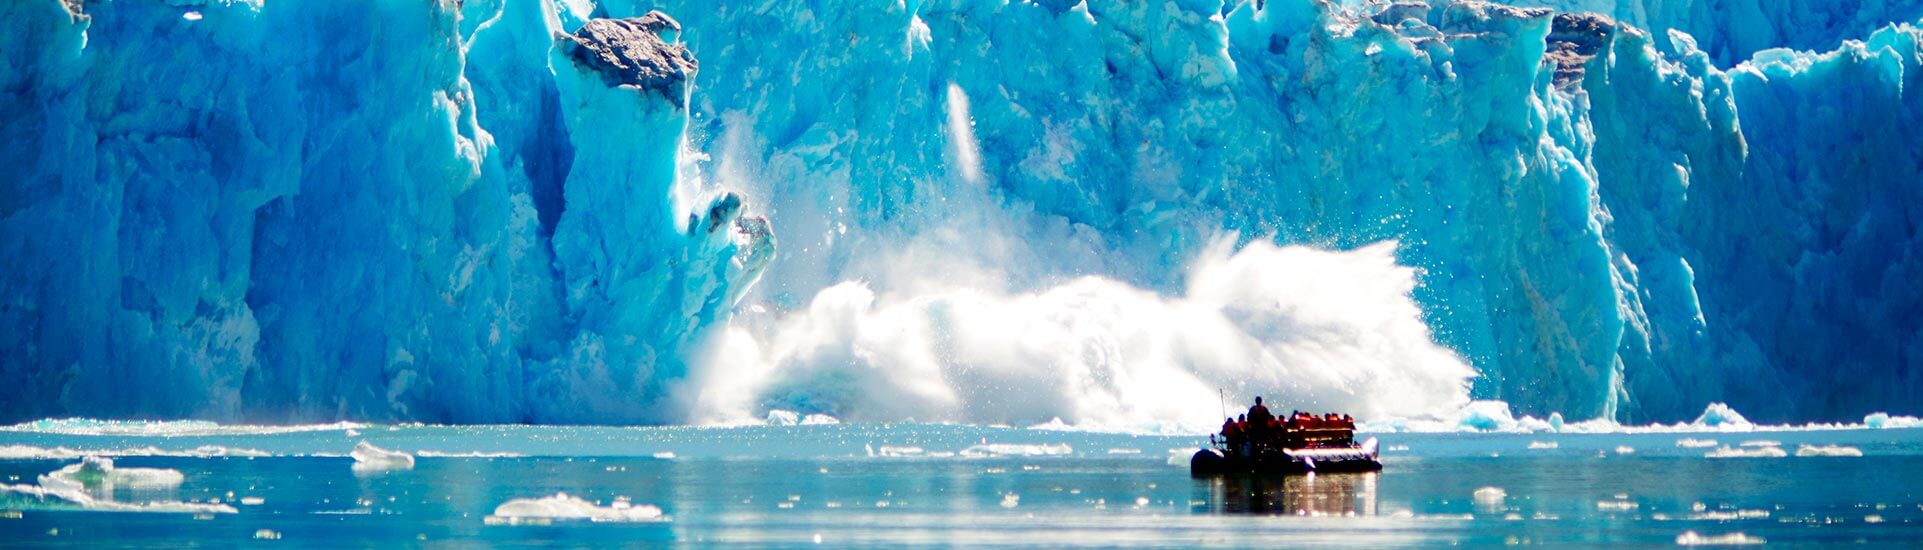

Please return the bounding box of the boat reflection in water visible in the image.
[1197,472,1379,516]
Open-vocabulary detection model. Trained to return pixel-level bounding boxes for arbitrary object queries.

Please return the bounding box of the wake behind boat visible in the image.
[1191,396,1382,476]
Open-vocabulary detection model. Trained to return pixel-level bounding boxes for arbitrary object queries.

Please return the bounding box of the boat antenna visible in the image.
[1218,388,1228,420]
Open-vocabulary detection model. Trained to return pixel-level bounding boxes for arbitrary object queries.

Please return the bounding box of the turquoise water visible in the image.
[2,422,1921,547]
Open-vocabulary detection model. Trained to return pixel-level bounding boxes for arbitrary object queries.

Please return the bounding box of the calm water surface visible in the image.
[1,423,1919,547]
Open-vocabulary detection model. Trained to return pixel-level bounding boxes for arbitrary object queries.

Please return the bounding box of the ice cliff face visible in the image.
[1,0,1918,426]
[0,1,771,423]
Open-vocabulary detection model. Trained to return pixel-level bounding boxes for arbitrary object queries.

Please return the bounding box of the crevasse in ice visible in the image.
[2,0,1919,426]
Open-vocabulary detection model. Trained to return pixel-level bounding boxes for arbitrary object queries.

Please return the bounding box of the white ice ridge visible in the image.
[1793,444,1863,457]
[959,443,1073,458]
[485,493,666,524]
[0,457,234,514]
[0,418,365,437]
[350,441,416,473]
[763,410,842,426]
[0,445,272,460]
[1360,402,1923,435]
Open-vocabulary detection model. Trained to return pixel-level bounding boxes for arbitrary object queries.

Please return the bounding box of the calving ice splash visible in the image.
[697,240,1475,432]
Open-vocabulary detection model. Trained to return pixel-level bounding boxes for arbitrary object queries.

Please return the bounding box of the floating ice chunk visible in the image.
[485,493,665,524]
[1675,438,1718,448]
[253,529,282,540]
[764,410,843,426]
[1690,509,1769,521]
[960,443,1072,458]
[1705,446,1787,459]
[1000,493,1020,508]
[1614,446,1636,455]
[1864,413,1922,429]
[1675,531,1765,545]
[350,441,415,473]
[240,497,265,506]
[41,457,184,493]
[1596,499,1639,511]
[1106,448,1142,455]
[0,458,228,514]
[1527,441,1558,450]
[765,410,799,426]
[651,452,677,460]
[1793,444,1863,457]
[1737,440,1781,448]
[873,446,925,458]
[1166,448,1199,466]
[1456,401,1518,431]
[1692,404,1752,429]
[1473,487,1506,512]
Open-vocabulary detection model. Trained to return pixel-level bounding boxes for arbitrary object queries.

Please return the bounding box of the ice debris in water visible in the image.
[1675,438,1719,448]
[350,441,415,473]
[0,457,231,514]
[1527,441,1559,450]
[42,457,184,492]
[960,444,1073,458]
[764,410,841,426]
[1793,444,1863,457]
[1675,531,1765,546]
[1865,413,1923,429]
[485,493,666,524]
[1705,446,1788,459]
[1473,487,1507,512]
[1692,403,1753,429]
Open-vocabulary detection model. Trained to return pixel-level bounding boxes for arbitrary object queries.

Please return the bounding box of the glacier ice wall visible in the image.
[619,0,1923,424]
[0,0,771,423]
[2,0,1920,426]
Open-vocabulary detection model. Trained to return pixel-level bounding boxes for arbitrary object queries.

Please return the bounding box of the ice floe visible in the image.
[0,457,232,514]
[484,493,666,524]
[959,443,1072,458]
[350,441,415,473]
[1675,531,1765,545]
[1705,446,1788,459]
[764,410,842,426]
[1793,444,1863,457]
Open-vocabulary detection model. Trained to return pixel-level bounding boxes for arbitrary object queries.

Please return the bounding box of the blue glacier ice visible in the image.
[2,0,1920,428]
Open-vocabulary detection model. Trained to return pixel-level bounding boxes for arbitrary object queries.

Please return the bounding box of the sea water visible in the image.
[1,421,1920,547]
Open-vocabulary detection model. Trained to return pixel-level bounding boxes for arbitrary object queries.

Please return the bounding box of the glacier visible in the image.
[2,0,1921,428]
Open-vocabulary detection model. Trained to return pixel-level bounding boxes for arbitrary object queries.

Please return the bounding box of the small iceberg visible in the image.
[1675,438,1718,448]
[1473,487,1506,513]
[765,410,842,426]
[484,492,666,525]
[0,457,231,514]
[1692,403,1753,429]
[1864,413,1921,429]
[1705,446,1787,459]
[350,441,415,474]
[1793,444,1863,457]
[1675,531,1765,546]
[959,443,1072,458]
